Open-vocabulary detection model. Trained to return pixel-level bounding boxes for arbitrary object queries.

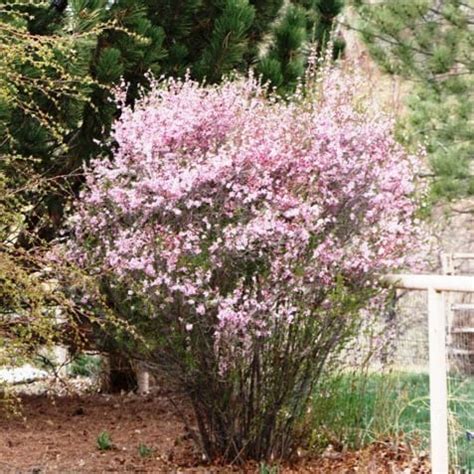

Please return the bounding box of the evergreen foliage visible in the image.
[352,0,474,201]
[2,0,345,238]
[0,0,111,242]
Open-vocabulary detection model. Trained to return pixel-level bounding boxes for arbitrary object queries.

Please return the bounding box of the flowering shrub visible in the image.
[68,66,421,461]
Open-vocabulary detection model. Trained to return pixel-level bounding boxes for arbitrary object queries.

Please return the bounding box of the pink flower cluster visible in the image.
[69,68,421,356]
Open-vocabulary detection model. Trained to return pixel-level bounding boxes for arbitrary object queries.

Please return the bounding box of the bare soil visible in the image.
[0,393,430,473]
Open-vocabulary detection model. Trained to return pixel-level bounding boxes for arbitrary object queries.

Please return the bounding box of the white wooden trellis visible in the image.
[385,273,474,474]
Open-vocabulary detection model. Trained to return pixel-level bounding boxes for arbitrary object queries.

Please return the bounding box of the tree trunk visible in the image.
[103,352,137,393]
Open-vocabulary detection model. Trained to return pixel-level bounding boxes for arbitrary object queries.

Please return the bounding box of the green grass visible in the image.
[447,373,474,472]
[69,353,102,377]
[310,370,474,471]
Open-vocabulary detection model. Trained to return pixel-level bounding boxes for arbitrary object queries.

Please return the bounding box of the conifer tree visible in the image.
[3,0,346,239]
[1,0,167,241]
[352,0,474,202]
[7,0,345,167]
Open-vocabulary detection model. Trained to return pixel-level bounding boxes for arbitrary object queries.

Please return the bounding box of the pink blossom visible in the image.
[67,67,423,368]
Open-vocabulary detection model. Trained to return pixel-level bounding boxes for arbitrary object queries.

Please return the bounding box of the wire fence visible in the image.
[381,257,474,472]
[446,256,474,473]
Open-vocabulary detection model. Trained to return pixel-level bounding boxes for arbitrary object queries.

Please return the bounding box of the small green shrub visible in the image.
[259,462,280,474]
[70,354,102,377]
[138,443,153,458]
[96,431,112,451]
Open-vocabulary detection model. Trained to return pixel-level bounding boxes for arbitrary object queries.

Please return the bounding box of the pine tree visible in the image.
[352,0,474,202]
[258,4,308,89]
[2,0,346,241]
[0,0,104,241]
[69,0,166,163]
[6,0,346,172]
[6,0,345,182]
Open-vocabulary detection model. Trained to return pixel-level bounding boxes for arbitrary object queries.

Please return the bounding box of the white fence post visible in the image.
[137,367,150,395]
[427,287,449,474]
[54,307,69,377]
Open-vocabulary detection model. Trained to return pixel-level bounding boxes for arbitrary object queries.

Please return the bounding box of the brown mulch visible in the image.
[0,394,430,473]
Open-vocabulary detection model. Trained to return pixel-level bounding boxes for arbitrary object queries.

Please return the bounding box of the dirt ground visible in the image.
[0,393,430,473]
